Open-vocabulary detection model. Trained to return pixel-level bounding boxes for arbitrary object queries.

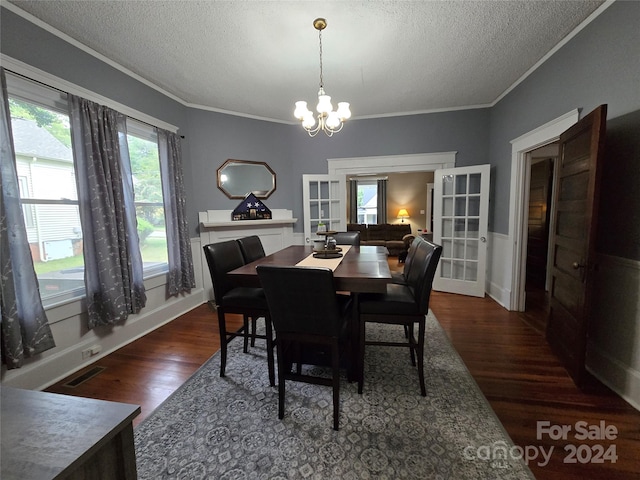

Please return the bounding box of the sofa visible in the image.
[347,223,415,257]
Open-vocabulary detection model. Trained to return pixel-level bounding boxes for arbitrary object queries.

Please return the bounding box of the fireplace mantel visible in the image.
[200,218,297,229]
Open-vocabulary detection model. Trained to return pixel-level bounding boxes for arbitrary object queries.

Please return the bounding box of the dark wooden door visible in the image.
[546,105,607,387]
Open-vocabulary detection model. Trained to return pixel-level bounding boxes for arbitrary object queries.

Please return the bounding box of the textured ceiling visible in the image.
[6,1,605,123]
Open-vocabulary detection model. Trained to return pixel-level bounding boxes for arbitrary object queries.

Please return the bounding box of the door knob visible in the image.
[480,236,486,243]
[572,262,585,269]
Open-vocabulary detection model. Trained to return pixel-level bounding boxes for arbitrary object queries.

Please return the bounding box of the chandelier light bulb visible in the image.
[302,114,316,129]
[326,111,341,129]
[337,102,351,120]
[317,94,333,114]
[294,101,309,120]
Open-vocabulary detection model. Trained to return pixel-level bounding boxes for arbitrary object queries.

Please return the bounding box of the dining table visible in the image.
[227,244,391,293]
[227,244,392,382]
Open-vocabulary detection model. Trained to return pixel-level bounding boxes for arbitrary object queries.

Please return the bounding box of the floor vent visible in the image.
[63,366,106,388]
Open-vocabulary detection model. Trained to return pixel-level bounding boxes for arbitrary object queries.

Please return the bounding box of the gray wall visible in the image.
[487,0,640,235]
[0,7,187,134]
[185,109,293,234]
[2,1,638,243]
[286,110,490,232]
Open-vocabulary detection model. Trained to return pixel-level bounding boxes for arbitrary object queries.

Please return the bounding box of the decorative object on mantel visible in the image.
[231,193,272,221]
[293,18,351,137]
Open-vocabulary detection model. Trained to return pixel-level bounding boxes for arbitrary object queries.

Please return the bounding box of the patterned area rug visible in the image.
[134,313,534,479]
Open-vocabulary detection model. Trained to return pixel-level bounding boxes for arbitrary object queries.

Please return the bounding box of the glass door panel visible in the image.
[433,165,490,297]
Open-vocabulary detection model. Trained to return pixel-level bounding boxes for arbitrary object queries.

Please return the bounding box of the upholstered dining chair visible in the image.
[203,240,275,386]
[357,238,442,396]
[391,235,422,285]
[256,265,353,430]
[237,235,266,264]
[236,235,267,346]
[332,231,361,247]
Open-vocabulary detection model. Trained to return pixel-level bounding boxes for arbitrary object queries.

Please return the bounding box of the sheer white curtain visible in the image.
[69,95,146,329]
[157,129,195,295]
[0,67,55,368]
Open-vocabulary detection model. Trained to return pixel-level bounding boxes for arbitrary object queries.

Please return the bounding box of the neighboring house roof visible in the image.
[11,117,73,162]
[362,194,377,209]
[359,186,377,209]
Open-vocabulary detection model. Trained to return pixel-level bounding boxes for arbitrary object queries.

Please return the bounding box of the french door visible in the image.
[433,165,490,297]
[302,174,346,243]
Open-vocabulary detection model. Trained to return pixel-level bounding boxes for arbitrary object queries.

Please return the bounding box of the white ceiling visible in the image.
[6,0,605,123]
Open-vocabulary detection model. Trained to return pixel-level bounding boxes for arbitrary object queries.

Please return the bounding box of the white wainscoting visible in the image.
[486,231,512,309]
[587,253,640,411]
[199,209,297,300]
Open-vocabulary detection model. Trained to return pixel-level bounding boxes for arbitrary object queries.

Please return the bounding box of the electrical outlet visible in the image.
[82,345,101,359]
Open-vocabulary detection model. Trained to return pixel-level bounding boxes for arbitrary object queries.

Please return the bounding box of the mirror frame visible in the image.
[216,159,276,199]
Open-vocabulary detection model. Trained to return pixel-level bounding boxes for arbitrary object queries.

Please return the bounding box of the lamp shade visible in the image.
[397,208,410,222]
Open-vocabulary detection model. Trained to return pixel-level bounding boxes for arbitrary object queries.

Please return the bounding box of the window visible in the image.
[127,120,168,275]
[356,181,378,224]
[8,90,85,307]
[6,73,170,308]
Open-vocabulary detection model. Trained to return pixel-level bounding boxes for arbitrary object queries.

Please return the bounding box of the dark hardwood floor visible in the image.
[46,259,640,480]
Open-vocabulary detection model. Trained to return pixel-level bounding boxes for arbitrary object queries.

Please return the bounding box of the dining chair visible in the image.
[256,265,353,430]
[357,238,442,396]
[203,241,275,386]
[236,235,267,346]
[332,231,360,247]
[391,235,422,285]
[237,235,266,264]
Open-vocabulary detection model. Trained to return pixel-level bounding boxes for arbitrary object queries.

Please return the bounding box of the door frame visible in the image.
[327,152,456,177]
[508,109,579,311]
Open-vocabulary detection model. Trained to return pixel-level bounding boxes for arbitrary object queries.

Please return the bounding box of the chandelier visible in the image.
[294,18,351,137]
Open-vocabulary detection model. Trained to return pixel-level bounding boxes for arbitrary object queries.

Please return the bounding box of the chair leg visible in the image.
[242,315,250,353]
[218,310,228,378]
[265,315,276,387]
[276,342,286,420]
[250,317,257,347]
[358,317,366,394]
[331,340,340,431]
[407,323,417,366]
[417,318,426,396]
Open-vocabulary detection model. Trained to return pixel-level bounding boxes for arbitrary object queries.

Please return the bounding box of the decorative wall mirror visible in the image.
[217,159,276,199]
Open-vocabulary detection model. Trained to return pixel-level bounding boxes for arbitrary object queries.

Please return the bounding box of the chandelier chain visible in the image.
[318,29,324,89]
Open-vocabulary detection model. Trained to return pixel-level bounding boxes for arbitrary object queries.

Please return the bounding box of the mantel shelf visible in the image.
[201,218,298,229]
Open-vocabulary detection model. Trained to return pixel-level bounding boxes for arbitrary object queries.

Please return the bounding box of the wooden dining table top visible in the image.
[228,245,392,293]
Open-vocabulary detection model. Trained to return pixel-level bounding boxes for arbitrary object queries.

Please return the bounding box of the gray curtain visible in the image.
[348,179,357,224]
[377,178,388,224]
[0,67,55,368]
[157,129,195,295]
[69,95,146,329]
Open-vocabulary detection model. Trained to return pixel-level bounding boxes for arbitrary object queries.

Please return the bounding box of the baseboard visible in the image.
[487,281,510,309]
[587,345,640,411]
[2,288,204,391]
